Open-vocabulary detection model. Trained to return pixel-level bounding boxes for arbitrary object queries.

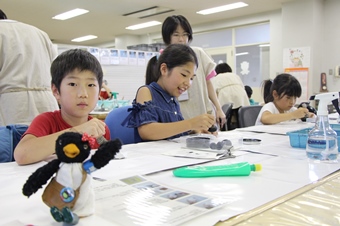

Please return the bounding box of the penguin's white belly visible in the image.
[56,163,95,216]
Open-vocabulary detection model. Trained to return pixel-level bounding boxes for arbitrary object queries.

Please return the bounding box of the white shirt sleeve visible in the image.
[255,102,279,125]
[255,102,298,125]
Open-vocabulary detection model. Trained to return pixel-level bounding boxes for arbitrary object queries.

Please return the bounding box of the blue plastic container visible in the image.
[287,124,340,151]
[95,100,115,111]
[117,100,130,108]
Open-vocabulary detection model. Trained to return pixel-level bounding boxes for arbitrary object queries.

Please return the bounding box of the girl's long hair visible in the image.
[145,44,198,85]
[262,73,302,103]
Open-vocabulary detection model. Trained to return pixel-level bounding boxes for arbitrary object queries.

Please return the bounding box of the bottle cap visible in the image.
[111,92,119,99]
[251,164,262,172]
[96,136,107,145]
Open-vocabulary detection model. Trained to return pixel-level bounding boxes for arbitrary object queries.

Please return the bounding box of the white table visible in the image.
[1,123,340,226]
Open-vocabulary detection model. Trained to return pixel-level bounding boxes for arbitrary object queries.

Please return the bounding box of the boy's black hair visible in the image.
[262,73,302,103]
[145,44,198,85]
[215,63,233,74]
[0,9,7,19]
[245,85,253,98]
[162,15,193,45]
[51,49,103,92]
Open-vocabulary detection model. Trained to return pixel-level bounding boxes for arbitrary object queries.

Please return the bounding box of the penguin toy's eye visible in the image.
[59,139,62,145]
[83,144,89,149]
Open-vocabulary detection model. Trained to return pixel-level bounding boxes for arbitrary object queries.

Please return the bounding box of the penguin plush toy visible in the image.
[22,132,122,225]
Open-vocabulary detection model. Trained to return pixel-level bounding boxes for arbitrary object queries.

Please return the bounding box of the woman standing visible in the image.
[160,15,226,129]
[0,9,59,126]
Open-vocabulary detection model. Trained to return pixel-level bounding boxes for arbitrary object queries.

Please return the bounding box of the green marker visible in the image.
[173,162,262,178]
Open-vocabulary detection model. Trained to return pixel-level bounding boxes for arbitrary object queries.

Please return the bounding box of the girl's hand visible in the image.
[191,128,218,136]
[189,114,215,131]
[307,112,315,118]
[293,107,309,119]
[200,129,218,136]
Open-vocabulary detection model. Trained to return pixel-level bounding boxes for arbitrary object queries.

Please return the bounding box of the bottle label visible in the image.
[307,139,336,149]
[306,138,338,161]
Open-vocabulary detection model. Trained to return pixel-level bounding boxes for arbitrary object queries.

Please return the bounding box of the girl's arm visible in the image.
[261,107,309,125]
[206,79,226,127]
[136,87,215,140]
[138,120,205,140]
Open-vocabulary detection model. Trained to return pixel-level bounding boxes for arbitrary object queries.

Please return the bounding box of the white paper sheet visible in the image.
[237,121,314,135]
[93,175,233,226]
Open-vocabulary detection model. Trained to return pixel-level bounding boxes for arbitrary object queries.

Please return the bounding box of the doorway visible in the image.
[205,47,234,69]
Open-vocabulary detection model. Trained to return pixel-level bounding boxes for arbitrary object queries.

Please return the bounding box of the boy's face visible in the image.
[52,69,100,120]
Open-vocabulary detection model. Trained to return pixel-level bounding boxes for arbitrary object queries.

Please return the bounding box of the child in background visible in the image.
[123,44,215,142]
[99,79,112,100]
[14,49,111,165]
[255,73,314,125]
[245,85,256,105]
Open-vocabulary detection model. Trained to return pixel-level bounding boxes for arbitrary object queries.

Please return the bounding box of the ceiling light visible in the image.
[126,21,161,30]
[71,35,97,42]
[53,8,89,20]
[235,52,249,56]
[197,2,248,15]
[259,44,270,47]
[123,6,174,19]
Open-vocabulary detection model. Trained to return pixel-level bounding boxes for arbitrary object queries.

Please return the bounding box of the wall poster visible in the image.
[283,47,310,68]
[284,67,309,102]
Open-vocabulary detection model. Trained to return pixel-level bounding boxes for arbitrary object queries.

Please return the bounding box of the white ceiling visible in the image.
[1,0,296,47]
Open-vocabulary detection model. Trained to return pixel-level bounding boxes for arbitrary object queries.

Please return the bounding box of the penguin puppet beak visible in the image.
[63,143,80,158]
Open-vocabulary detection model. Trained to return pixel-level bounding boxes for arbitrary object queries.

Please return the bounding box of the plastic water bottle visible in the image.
[306,115,338,162]
[306,92,339,162]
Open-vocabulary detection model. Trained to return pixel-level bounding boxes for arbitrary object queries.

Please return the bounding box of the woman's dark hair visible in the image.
[245,85,253,98]
[215,63,232,74]
[145,44,198,85]
[0,9,7,19]
[162,15,193,45]
[51,49,103,92]
[262,73,302,103]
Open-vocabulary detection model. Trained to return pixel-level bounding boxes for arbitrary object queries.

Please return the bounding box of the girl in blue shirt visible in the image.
[123,44,215,142]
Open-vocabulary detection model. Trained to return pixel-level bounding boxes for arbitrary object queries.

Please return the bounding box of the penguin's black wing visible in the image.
[91,138,122,169]
[22,159,60,197]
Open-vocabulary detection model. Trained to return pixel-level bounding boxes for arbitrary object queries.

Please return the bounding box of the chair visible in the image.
[238,105,263,128]
[104,105,136,145]
[221,103,233,131]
